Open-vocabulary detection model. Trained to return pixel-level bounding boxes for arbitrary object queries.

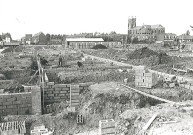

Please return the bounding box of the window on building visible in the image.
[143,79,144,82]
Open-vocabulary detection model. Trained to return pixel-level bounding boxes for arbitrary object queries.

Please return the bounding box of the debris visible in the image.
[142,113,158,131]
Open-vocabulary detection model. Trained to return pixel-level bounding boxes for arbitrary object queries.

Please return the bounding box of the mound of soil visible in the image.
[92,44,107,49]
[128,47,162,59]
[1,47,14,53]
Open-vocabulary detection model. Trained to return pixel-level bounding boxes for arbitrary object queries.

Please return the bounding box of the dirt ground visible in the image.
[1,45,193,135]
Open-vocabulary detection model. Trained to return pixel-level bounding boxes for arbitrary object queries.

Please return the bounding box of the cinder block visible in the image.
[71,102,79,106]
[47,88,54,91]
[53,97,60,99]
[53,91,60,94]
[71,89,80,93]
[13,100,22,105]
[60,91,67,94]
[71,93,79,96]
[59,94,65,96]
[55,88,62,91]
[6,105,17,109]
[71,96,79,100]
[54,84,67,88]
[47,93,54,97]
[62,87,70,91]
[190,86,193,90]
[71,99,80,103]
[70,85,79,90]
[185,84,190,89]
[48,82,54,86]
[0,105,6,109]
[3,101,12,106]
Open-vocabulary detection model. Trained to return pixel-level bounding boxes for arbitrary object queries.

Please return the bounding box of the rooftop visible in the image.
[66,38,104,42]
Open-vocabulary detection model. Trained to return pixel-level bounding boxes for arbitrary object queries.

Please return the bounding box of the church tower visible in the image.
[128,16,136,38]
[128,16,136,29]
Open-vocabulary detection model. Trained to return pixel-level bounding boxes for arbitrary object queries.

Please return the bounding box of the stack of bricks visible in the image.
[70,85,80,107]
[99,119,116,135]
[43,82,71,104]
[0,92,32,116]
[0,121,26,135]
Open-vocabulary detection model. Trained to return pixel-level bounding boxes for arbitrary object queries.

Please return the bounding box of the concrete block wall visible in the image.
[43,82,94,113]
[0,85,41,116]
[43,82,94,104]
[0,92,32,116]
[99,119,115,135]
[43,82,71,104]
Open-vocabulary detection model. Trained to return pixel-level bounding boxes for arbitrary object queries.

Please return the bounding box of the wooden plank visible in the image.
[142,113,158,130]
[121,84,177,105]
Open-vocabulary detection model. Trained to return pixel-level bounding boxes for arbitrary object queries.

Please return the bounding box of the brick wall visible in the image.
[0,92,32,116]
[42,82,94,113]
[43,82,71,104]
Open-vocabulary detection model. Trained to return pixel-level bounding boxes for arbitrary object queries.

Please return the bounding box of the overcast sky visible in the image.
[0,0,192,39]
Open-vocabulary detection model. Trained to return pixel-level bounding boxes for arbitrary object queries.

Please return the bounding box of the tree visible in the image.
[110,31,116,34]
[186,30,190,35]
[131,37,138,44]
[45,34,50,43]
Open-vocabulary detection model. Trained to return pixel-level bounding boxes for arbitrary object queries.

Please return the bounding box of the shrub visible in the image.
[92,44,107,49]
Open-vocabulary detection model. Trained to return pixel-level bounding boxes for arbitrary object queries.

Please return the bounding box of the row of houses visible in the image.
[21,32,46,45]
[0,33,20,48]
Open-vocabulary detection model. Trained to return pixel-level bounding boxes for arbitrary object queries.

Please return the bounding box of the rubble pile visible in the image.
[128,47,160,59]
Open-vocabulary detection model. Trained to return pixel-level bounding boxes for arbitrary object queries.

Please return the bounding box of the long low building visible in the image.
[65,38,104,49]
[65,38,122,49]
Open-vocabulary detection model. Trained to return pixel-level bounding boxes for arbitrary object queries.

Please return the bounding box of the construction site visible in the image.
[1,44,193,135]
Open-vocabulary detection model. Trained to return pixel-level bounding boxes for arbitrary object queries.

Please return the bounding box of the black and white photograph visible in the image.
[0,0,193,134]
